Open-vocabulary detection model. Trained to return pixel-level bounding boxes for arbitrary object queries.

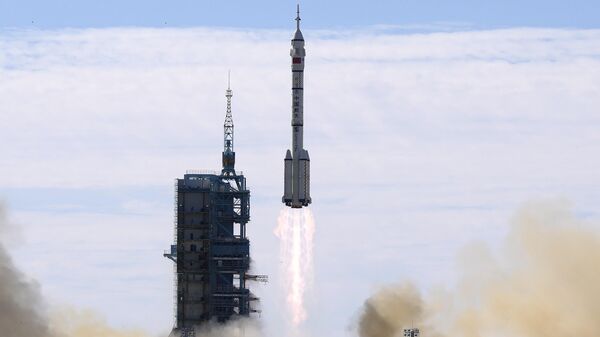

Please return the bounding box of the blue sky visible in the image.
[1,0,599,29]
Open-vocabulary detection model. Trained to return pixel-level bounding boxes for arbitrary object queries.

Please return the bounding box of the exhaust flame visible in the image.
[274,208,316,327]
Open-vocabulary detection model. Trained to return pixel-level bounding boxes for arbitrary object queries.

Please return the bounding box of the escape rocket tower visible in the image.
[283,5,312,208]
[222,73,235,175]
[165,77,264,337]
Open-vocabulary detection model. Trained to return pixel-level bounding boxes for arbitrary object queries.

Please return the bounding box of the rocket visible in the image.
[283,5,311,208]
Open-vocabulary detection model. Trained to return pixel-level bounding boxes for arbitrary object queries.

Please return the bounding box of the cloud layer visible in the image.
[2,27,600,190]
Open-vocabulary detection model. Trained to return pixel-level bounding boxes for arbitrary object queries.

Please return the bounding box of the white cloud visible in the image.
[1,26,600,337]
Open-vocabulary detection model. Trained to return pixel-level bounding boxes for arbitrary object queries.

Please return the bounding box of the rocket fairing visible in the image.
[283,5,311,208]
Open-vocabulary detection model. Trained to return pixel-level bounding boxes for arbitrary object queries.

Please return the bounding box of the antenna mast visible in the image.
[222,71,235,175]
[296,4,301,30]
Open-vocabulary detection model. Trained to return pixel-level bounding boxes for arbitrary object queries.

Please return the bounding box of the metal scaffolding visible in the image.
[165,77,265,337]
[164,172,261,335]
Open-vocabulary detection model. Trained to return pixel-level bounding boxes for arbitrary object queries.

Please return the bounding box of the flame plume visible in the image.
[275,208,316,327]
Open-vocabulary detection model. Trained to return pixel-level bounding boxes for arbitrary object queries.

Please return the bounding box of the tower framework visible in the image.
[165,80,262,337]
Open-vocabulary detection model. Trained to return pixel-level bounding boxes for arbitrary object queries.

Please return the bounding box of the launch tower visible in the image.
[165,78,262,337]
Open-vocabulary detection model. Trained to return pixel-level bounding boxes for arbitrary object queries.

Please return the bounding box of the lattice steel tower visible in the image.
[222,72,235,176]
[165,77,264,337]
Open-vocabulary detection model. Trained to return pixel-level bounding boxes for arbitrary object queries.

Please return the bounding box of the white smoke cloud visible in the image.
[193,318,263,337]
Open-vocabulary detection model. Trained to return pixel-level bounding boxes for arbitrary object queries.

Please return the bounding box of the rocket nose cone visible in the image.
[285,149,293,159]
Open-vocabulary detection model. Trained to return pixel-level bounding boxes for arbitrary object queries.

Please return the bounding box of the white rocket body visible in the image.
[283,9,311,208]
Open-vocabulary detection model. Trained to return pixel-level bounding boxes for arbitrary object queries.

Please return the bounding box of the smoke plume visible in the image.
[0,202,262,337]
[50,307,151,337]
[358,200,600,337]
[192,318,262,337]
[0,203,153,337]
[0,203,53,337]
[358,283,423,337]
